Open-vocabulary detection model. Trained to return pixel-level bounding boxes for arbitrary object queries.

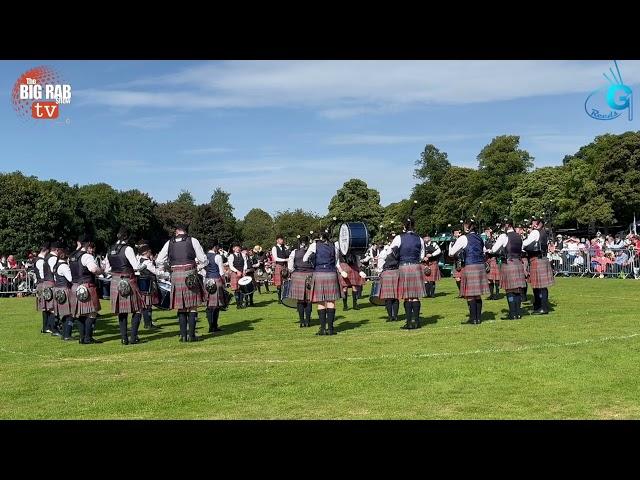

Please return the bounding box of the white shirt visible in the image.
[303,240,340,265]
[103,243,142,273]
[227,253,246,274]
[287,249,297,271]
[79,251,101,274]
[35,254,47,278]
[491,231,512,252]
[424,242,441,259]
[47,254,58,272]
[522,229,540,248]
[390,232,426,260]
[377,244,392,272]
[56,262,73,282]
[137,255,160,276]
[155,236,208,268]
[448,235,468,256]
[271,245,289,264]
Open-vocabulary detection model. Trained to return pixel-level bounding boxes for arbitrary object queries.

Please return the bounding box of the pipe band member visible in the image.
[449,218,490,325]
[200,240,228,334]
[303,228,342,336]
[271,235,290,303]
[377,233,400,322]
[156,223,208,342]
[523,216,554,314]
[336,243,367,311]
[69,238,103,344]
[491,219,527,319]
[451,227,464,297]
[228,244,246,309]
[287,235,314,327]
[35,242,57,334]
[137,242,161,330]
[52,247,75,340]
[422,233,441,298]
[241,246,257,308]
[484,227,501,300]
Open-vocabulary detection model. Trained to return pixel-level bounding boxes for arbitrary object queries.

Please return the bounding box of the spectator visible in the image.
[605,235,616,250]
[565,237,579,264]
[554,234,563,250]
[611,249,631,273]
[613,234,626,250]
[592,231,604,246]
[591,249,611,277]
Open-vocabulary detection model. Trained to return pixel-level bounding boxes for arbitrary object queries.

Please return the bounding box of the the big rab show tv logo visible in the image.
[11,66,72,122]
[585,60,633,121]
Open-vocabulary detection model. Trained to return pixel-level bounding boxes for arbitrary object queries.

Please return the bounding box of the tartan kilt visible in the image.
[229,272,243,291]
[378,269,399,299]
[71,283,101,316]
[460,263,490,297]
[423,261,441,282]
[140,280,160,309]
[205,277,228,307]
[453,267,463,281]
[309,270,342,302]
[289,271,312,301]
[338,262,364,288]
[529,257,555,288]
[396,263,426,299]
[521,257,530,283]
[499,259,527,290]
[487,257,501,281]
[170,266,203,310]
[35,280,56,311]
[110,273,144,314]
[53,287,75,318]
[273,263,286,287]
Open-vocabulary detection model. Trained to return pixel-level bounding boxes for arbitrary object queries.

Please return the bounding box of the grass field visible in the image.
[1,277,639,419]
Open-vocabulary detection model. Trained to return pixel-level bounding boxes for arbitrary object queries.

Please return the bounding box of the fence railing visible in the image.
[551,248,639,279]
[0,269,38,295]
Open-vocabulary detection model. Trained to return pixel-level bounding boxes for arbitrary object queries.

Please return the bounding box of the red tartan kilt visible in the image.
[396,263,426,299]
[71,283,101,315]
[205,277,228,307]
[110,274,144,313]
[140,281,160,308]
[499,259,527,290]
[487,257,501,281]
[170,266,203,310]
[272,263,286,287]
[36,280,55,311]
[338,262,364,288]
[460,263,490,297]
[289,271,311,301]
[53,287,75,318]
[309,270,342,302]
[229,271,243,290]
[529,257,555,288]
[378,269,399,299]
[423,262,441,282]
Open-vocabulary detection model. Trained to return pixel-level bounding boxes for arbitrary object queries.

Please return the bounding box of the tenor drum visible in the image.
[280,279,298,309]
[157,280,171,310]
[238,276,255,295]
[339,222,370,256]
[368,279,385,306]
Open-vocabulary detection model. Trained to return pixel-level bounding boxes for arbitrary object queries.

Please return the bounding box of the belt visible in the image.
[399,261,420,266]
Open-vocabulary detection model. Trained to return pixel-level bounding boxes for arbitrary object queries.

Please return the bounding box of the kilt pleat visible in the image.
[309,270,342,302]
[205,277,228,307]
[36,280,56,311]
[499,259,527,290]
[423,261,441,282]
[460,263,490,297]
[396,263,426,299]
[338,262,364,288]
[110,274,144,313]
[229,271,242,290]
[289,271,312,301]
[170,266,203,310]
[71,283,101,316]
[53,287,74,318]
[529,257,555,288]
[487,257,501,281]
[378,269,399,299]
[273,263,287,287]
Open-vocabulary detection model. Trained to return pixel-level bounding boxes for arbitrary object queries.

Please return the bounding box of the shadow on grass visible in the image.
[334,318,370,332]
[421,314,443,325]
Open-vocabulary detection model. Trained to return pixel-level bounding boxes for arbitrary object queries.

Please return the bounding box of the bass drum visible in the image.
[339,222,370,256]
[238,276,256,295]
[280,279,298,309]
[157,280,171,310]
[368,279,385,306]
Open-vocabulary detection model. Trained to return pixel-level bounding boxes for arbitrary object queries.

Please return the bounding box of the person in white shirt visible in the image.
[286,235,315,327]
[200,241,228,334]
[69,238,104,345]
[136,243,161,330]
[376,234,400,322]
[155,224,208,342]
[34,242,57,334]
[241,247,258,308]
[52,248,75,340]
[522,217,554,314]
[490,219,527,320]
[422,233,442,298]
[271,235,290,304]
[227,244,247,309]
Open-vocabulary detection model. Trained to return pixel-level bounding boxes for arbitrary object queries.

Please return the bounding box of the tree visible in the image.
[116,189,156,243]
[77,183,120,252]
[176,189,195,205]
[273,209,322,242]
[190,204,228,250]
[154,191,197,238]
[327,179,384,238]
[241,209,274,250]
[414,144,451,183]
[209,187,237,245]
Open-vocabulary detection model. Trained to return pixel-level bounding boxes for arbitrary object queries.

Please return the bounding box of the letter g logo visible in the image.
[607,84,632,110]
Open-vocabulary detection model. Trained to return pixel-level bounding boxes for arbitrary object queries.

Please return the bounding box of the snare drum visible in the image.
[157,280,171,310]
[280,279,298,309]
[368,279,386,306]
[238,276,255,295]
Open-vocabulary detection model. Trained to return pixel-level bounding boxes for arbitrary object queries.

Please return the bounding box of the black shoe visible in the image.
[213,327,223,332]
[130,338,146,344]
[327,329,337,335]
[88,338,103,344]
[353,304,359,310]
[531,309,548,315]
[50,331,62,337]
[461,319,476,325]
[501,315,515,320]
[208,327,214,333]
[188,336,202,342]
[236,304,242,309]
[386,317,393,322]
[79,339,88,344]
[62,337,74,341]
[316,328,326,336]
[414,320,421,329]
[121,338,129,345]
[179,336,187,342]
[40,329,47,334]
[487,296,493,301]
[401,322,412,330]
[299,322,305,328]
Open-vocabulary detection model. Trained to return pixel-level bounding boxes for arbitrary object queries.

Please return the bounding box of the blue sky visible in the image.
[1,60,638,218]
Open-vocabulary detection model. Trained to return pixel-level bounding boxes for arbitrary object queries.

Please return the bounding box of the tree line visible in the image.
[1,131,638,257]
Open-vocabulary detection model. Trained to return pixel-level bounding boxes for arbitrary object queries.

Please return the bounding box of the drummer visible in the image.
[136,242,161,329]
[303,228,342,335]
[377,234,400,322]
[228,244,246,309]
[336,242,367,311]
[252,246,270,294]
[287,235,314,327]
[241,246,257,307]
[201,240,227,333]
[422,233,441,298]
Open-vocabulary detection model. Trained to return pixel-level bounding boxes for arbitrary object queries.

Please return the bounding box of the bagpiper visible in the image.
[523,216,554,314]
[422,233,441,298]
[287,235,314,327]
[490,219,527,319]
[377,233,400,322]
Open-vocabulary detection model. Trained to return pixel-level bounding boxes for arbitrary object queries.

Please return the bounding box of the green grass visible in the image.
[1,277,639,419]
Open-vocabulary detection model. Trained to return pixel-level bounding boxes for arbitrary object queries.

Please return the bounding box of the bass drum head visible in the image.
[339,222,369,256]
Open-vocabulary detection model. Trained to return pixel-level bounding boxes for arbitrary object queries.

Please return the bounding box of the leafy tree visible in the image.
[190,203,228,250]
[273,209,322,243]
[327,179,384,238]
[116,189,156,243]
[242,208,274,250]
[77,183,120,252]
[414,144,451,183]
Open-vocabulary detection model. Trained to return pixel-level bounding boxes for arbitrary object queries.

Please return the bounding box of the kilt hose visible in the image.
[499,258,527,290]
[205,277,228,307]
[110,273,144,314]
[53,287,75,318]
[460,263,490,297]
[273,263,287,287]
[378,269,399,300]
[170,265,203,310]
[487,257,501,282]
[338,262,364,289]
[423,261,441,282]
[396,263,426,299]
[71,283,101,316]
[309,270,342,303]
[140,279,160,309]
[529,256,555,288]
[36,280,56,312]
[289,271,312,301]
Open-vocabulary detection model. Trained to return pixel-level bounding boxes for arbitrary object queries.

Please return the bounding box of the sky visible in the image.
[1,60,638,218]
